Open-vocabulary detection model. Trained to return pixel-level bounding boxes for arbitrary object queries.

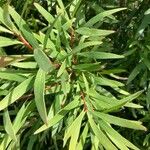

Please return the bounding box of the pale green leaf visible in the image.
[0,76,34,111]
[3,109,17,141]
[88,113,117,150]
[34,69,48,125]
[76,27,115,37]
[34,97,81,134]
[64,111,85,150]
[34,48,54,72]
[78,51,124,59]
[0,36,22,47]
[99,120,139,150]
[93,111,146,131]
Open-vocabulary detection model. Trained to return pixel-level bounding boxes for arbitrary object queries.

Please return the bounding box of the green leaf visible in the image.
[136,8,150,37]
[94,76,124,87]
[84,8,126,27]
[0,101,35,149]
[3,109,17,141]
[34,3,54,24]
[34,69,48,125]
[76,27,114,37]
[88,113,117,150]
[57,59,66,77]
[127,63,144,84]
[70,41,102,56]
[73,63,101,71]
[64,111,85,150]
[34,97,81,134]
[78,51,124,59]
[104,90,144,112]
[9,6,39,49]
[0,71,27,82]
[0,76,34,111]
[0,36,22,47]
[93,111,146,131]
[11,62,38,69]
[99,120,140,150]
[0,25,13,34]
[34,48,54,72]
[76,123,89,150]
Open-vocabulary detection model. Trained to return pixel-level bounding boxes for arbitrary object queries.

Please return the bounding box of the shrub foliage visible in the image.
[0,0,149,149]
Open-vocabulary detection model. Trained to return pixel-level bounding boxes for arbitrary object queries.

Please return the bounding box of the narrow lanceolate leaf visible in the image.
[99,120,140,150]
[84,8,126,27]
[3,109,17,141]
[34,69,48,125]
[34,97,80,134]
[136,8,150,37]
[104,90,144,112]
[34,3,54,23]
[76,123,89,150]
[34,48,54,72]
[0,102,35,150]
[0,36,22,47]
[0,76,34,111]
[9,6,39,49]
[0,71,27,82]
[64,111,85,150]
[93,111,146,131]
[76,27,115,37]
[88,113,117,150]
[70,41,102,55]
[127,63,144,84]
[78,51,124,59]
[0,25,13,34]
[57,59,66,77]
